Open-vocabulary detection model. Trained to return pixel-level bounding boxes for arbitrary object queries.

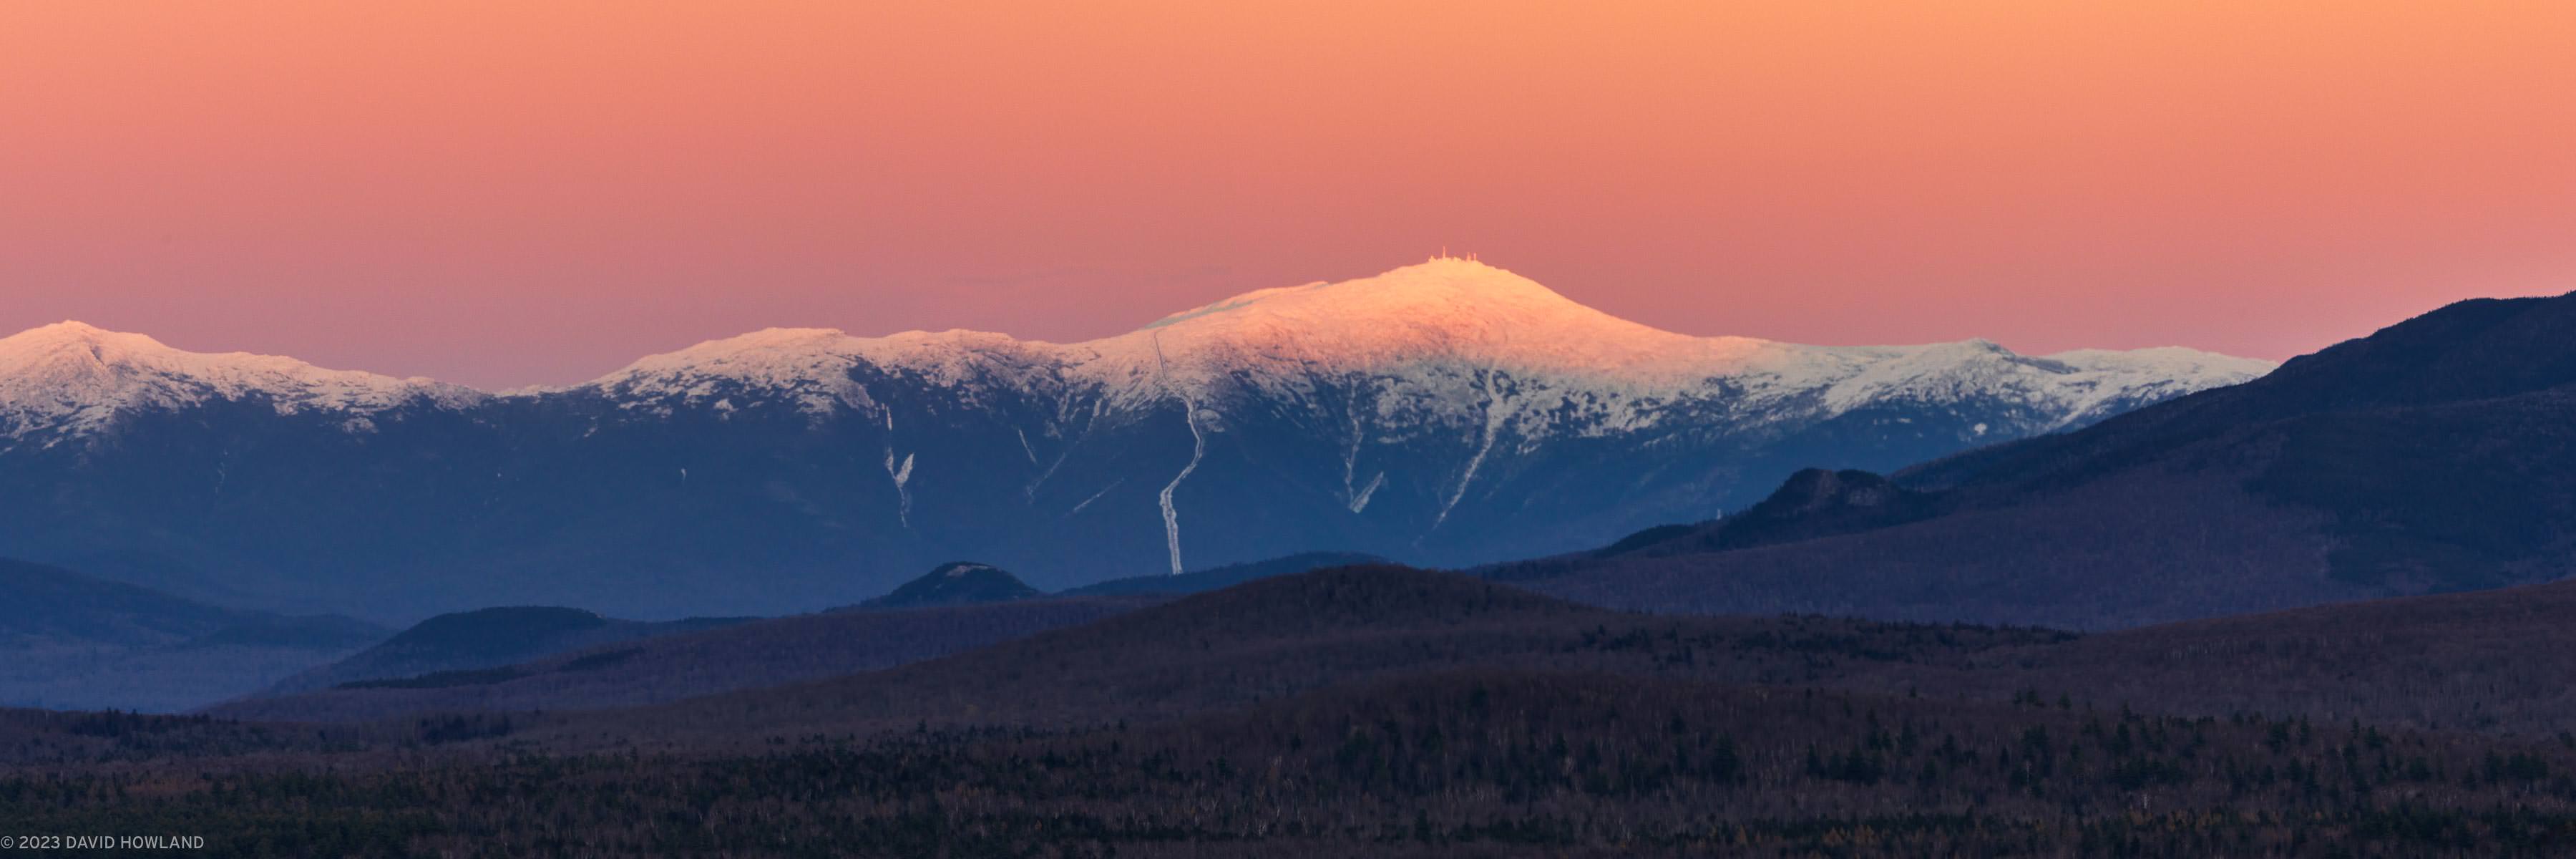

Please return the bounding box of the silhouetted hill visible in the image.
[1493,470,1946,579]
[210,596,1159,722]
[1661,469,1947,553]
[213,565,2070,729]
[0,558,248,646]
[1059,551,1387,597]
[533,566,2069,749]
[266,606,754,694]
[1517,291,2576,628]
[0,558,391,712]
[857,563,1040,608]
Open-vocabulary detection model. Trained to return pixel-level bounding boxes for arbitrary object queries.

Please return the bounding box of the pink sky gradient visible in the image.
[6,1,2574,389]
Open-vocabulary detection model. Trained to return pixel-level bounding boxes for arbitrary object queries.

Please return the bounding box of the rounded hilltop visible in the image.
[859,562,1043,609]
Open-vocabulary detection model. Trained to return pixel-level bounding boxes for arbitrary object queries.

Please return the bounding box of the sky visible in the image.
[5,1,2574,389]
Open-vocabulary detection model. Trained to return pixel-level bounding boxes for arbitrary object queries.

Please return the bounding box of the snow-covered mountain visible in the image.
[572,259,2262,432]
[0,321,482,444]
[0,260,2270,618]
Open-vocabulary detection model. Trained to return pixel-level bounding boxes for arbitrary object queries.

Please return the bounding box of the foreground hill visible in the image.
[582,548,2576,755]
[29,568,2576,854]
[22,671,2576,856]
[0,558,386,712]
[1514,291,2576,629]
[264,606,755,694]
[0,260,2265,619]
[241,564,2576,750]
[532,566,2069,749]
[210,596,1158,722]
[30,652,2576,851]
[1059,550,1386,596]
[220,563,2064,729]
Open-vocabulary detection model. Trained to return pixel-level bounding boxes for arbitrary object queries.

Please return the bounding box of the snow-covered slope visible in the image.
[469,258,2274,584]
[0,321,483,442]
[557,258,2265,434]
[1088,258,1770,385]
[565,327,1070,416]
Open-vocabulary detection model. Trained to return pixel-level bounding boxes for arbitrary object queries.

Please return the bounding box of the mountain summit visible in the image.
[1114,258,1756,378]
[0,262,2269,618]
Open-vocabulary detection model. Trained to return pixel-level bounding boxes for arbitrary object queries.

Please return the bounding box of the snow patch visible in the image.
[1349,472,1385,514]
[1068,478,1122,515]
[1150,332,1206,576]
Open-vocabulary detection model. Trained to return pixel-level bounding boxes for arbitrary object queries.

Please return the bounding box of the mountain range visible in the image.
[0,259,2268,619]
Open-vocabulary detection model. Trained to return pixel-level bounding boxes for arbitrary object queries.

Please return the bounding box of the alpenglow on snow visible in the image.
[0,259,2271,618]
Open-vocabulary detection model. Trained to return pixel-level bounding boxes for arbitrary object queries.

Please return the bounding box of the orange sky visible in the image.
[6,1,2574,388]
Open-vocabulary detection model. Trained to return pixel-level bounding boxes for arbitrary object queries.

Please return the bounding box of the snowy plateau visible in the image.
[0,260,2270,619]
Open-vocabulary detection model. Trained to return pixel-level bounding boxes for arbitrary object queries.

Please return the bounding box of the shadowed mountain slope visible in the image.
[1516,291,2576,629]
